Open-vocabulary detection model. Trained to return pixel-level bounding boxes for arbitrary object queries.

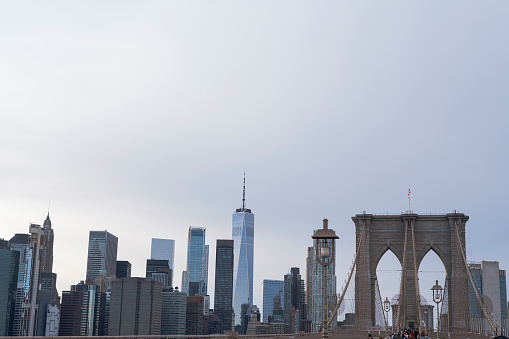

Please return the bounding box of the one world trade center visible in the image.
[232,175,254,325]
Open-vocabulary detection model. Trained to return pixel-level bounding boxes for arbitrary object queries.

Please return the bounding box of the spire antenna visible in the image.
[242,172,246,211]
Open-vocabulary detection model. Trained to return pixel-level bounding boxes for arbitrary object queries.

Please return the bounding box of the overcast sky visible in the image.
[1,1,508,320]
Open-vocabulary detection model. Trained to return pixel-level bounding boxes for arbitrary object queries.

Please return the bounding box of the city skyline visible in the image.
[1,0,509,318]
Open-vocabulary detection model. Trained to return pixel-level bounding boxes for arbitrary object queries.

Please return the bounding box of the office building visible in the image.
[262,280,284,323]
[283,267,306,332]
[0,248,20,336]
[59,283,106,336]
[214,239,234,333]
[151,238,175,281]
[109,277,162,336]
[186,295,208,335]
[161,288,187,335]
[40,213,54,274]
[86,231,118,282]
[306,231,337,333]
[9,224,44,336]
[182,227,209,296]
[146,259,172,288]
[116,260,131,278]
[232,176,254,324]
[469,261,508,336]
[36,272,59,336]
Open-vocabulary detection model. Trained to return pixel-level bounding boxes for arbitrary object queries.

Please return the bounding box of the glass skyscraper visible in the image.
[86,231,118,282]
[0,247,20,336]
[182,227,209,296]
[262,280,284,323]
[151,238,175,285]
[232,176,254,325]
[214,239,234,333]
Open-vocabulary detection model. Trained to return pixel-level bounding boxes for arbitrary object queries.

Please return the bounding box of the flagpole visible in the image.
[408,188,411,212]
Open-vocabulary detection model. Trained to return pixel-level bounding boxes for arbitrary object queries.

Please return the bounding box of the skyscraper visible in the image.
[109,277,162,336]
[232,175,254,325]
[262,280,284,323]
[146,259,172,288]
[0,247,19,336]
[40,213,54,274]
[181,227,209,296]
[214,239,234,333]
[116,260,131,278]
[283,267,306,332]
[151,238,175,285]
[306,233,337,333]
[469,261,508,336]
[161,288,187,335]
[9,223,45,337]
[86,231,118,282]
[59,283,106,336]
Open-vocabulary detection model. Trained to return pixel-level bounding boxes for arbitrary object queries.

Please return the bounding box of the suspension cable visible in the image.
[327,220,366,328]
[453,218,497,334]
[395,220,409,330]
[410,219,422,329]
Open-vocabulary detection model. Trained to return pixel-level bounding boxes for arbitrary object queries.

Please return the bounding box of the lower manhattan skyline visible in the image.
[1,0,509,324]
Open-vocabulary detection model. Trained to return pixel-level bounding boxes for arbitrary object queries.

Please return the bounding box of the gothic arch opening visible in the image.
[376,248,401,327]
[418,248,447,333]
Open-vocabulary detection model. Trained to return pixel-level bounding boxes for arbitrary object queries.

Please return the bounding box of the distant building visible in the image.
[284,267,306,332]
[109,277,162,336]
[116,260,131,278]
[9,224,45,336]
[86,231,118,282]
[36,272,59,336]
[468,261,508,336]
[45,304,59,336]
[146,259,172,288]
[306,231,337,333]
[40,213,54,274]
[59,283,106,336]
[186,295,208,335]
[262,279,283,323]
[214,239,234,333]
[161,288,187,335]
[0,248,19,336]
[151,238,175,283]
[232,176,254,325]
[182,227,209,296]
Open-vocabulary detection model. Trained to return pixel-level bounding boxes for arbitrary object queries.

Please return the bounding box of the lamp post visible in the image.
[312,218,339,339]
[431,280,444,339]
[383,297,391,339]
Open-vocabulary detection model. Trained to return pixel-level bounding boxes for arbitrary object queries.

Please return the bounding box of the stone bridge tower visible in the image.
[352,212,470,331]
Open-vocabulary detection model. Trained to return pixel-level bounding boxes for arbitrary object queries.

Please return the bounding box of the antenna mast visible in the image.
[242,172,246,211]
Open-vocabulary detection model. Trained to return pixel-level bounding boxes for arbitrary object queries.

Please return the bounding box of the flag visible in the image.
[408,189,411,198]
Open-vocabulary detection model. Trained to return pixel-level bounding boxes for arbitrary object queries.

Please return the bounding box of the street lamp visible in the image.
[431,280,444,339]
[312,218,339,339]
[383,297,391,339]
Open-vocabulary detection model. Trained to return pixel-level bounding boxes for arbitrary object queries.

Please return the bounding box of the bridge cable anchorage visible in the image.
[411,219,423,329]
[326,220,367,328]
[453,219,497,335]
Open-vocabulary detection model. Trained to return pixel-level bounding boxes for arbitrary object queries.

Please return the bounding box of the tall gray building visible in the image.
[469,261,508,336]
[86,231,118,282]
[109,277,162,336]
[161,288,187,335]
